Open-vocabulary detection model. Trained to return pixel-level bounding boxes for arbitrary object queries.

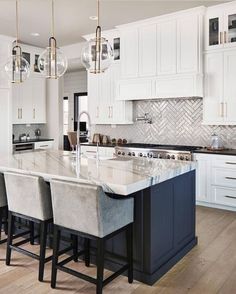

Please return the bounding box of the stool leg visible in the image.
[29,221,34,245]
[96,238,105,294]
[71,234,78,262]
[85,238,90,267]
[51,226,61,289]
[38,221,48,282]
[6,212,14,266]
[3,207,8,236]
[0,207,3,240]
[126,224,133,284]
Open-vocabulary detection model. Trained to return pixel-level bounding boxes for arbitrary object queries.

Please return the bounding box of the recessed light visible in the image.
[89,16,98,21]
[30,32,40,37]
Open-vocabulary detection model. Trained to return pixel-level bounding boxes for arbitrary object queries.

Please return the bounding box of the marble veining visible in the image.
[0,150,196,195]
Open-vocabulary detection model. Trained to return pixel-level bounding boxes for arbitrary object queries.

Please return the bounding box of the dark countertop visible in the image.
[194,148,236,156]
[80,142,116,148]
[13,138,54,145]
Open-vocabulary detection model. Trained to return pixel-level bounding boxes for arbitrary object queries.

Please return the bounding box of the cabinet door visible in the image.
[177,14,199,73]
[157,19,176,75]
[195,158,209,202]
[203,52,224,124]
[99,69,111,123]
[223,50,236,123]
[139,24,157,77]
[205,11,224,50]
[88,73,100,124]
[32,77,46,123]
[20,78,33,124]
[12,83,23,124]
[120,28,139,78]
[223,6,236,48]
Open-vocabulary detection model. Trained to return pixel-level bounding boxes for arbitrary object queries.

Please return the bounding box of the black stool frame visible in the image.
[0,206,8,244]
[51,223,133,294]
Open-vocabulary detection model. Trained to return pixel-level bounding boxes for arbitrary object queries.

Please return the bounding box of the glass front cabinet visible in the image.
[206,5,236,50]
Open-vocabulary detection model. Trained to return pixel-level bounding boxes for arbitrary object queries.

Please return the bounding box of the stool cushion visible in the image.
[50,180,134,238]
[0,173,7,208]
[4,172,53,221]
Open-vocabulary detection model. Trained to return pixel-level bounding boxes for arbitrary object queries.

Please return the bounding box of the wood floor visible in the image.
[0,206,236,294]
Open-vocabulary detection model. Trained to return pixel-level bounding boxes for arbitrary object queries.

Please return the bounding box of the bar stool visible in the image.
[0,173,8,243]
[50,180,134,294]
[4,172,53,282]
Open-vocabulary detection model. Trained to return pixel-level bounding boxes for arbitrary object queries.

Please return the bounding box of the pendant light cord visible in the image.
[51,0,55,37]
[16,0,19,45]
[97,0,100,27]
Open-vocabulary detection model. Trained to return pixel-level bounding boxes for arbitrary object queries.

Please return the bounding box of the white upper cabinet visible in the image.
[203,52,224,124]
[12,76,46,124]
[157,19,176,75]
[139,24,157,77]
[177,14,199,74]
[205,2,236,51]
[203,49,236,125]
[120,28,139,78]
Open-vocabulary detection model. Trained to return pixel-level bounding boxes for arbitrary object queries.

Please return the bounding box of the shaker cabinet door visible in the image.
[177,14,199,74]
[203,52,224,124]
[157,19,176,75]
[139,24,157,77]
[223,50,236,123]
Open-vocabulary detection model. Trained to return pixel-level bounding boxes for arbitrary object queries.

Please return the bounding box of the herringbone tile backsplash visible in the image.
[92,98,236,148]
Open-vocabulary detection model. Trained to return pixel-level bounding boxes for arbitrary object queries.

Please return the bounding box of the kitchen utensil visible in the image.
[102,135,108,145]
[92,133,101,144]
[111,138,116,145]
[210,133,223,150]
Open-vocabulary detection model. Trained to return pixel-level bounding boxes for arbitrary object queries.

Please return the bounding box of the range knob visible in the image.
[185,156,189,161]
[128,152,132,156]
[171,155,175,159]
[132,152,135,156]
[179,155,184,160]
[148,153,153,158]
[117,151,121,155]
[158,154,162,159]
[122,152,125,156]
[167,154,171,159]
[139,153,143,157]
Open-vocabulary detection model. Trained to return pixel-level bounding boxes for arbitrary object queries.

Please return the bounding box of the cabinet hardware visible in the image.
[225,195,236,200]
[224,31,227,44]
[111,106,113,118]
[18,108,20,119]
[20,108,22,119]
[33,108,36,119]
[225,177,236,180]
[39,145,49,148]
[225,162,236,165]
[220,32,223,44]
[225,102,227,117]
[108,106,111,118]
[220,102,224,117]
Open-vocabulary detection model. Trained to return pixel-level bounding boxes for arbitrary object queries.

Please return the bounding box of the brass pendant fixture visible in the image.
[38,0,68,79]
[81,0,114,74]
[5,0,30,83]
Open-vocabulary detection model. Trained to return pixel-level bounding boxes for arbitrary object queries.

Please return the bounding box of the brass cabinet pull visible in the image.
[18,108,20,119]
[225,195,236,200]
[108,106,111,118]
[20,108,22,119]
[110,106,113,118]
[224,31,227,44]
[226,162,236,165]
[220,32,223,44]
[225,102,227,117]
[33,108,36,119]
[225,177,236,180]
[220,102,224,117]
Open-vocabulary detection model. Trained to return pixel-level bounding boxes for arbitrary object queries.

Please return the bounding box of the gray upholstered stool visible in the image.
[4,171,53,282]
[0,173,8,243]
[50,180,134,294]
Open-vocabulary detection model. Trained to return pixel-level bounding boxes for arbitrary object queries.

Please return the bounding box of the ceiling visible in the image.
[0,0,230,48]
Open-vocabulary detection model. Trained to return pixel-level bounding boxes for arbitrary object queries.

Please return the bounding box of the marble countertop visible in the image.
[0,150,196,196]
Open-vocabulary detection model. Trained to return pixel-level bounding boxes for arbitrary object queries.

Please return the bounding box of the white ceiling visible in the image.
[0,0,230,48]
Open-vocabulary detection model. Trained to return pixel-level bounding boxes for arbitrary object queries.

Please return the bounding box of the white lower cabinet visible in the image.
[80,145,115,158]
[34,141,54,150]
[194,153,236,210]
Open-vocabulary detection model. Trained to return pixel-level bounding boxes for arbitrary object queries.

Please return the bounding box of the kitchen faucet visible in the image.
[78,111,92,142]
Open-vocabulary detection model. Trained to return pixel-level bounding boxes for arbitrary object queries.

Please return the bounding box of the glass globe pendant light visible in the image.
[38,0,68,79]
[5,0,30,83]
[81,0,114,74]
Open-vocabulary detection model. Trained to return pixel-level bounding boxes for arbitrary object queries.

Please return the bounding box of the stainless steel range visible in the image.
[115,143,202,161]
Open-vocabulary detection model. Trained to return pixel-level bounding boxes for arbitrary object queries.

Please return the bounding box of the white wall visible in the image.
[0,35,14,154]
[63,70,87,131]
[46,79,64,150]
